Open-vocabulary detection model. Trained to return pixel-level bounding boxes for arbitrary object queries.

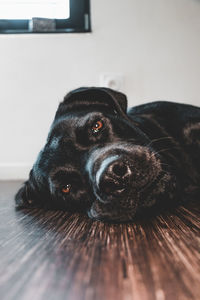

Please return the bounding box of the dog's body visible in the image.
[15,88,200,222]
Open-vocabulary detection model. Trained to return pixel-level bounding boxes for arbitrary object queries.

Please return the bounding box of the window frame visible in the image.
[0,0,91,34]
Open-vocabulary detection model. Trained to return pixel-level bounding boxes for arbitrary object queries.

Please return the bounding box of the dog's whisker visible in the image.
[145,136,175,147]
[155,146,180,155]
[149,146,181,157]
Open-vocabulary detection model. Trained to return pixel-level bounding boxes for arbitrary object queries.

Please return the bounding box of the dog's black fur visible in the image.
[15,87,200,222]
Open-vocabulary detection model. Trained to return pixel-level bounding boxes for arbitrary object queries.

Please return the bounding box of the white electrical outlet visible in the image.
[99,73,124,91]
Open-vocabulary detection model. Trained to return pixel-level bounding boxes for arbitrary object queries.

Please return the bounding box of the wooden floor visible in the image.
[0,181,199,300]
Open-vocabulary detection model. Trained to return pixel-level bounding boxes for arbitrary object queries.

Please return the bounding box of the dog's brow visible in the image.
[74,112,103,127]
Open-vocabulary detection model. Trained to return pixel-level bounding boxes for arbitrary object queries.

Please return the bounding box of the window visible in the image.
[0,0,91,33]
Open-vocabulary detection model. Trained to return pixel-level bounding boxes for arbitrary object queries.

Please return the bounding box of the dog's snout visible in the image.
[96,156,132,197]
[88,144,163,206]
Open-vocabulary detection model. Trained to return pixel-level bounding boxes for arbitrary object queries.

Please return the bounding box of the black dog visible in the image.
[15,87,200,222]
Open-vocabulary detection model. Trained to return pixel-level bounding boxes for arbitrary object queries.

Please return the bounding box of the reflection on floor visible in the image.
[0,181,199,300]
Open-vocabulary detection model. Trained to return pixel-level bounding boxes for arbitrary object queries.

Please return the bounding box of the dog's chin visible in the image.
[88,187,139,222]
[94,186,129,204]
[87,200,138,223]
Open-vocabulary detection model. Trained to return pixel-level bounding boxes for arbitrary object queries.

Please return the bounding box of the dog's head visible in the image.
[15,87,174,222]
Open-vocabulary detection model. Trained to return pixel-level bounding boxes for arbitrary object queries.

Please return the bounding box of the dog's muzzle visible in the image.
[87,144,162,204]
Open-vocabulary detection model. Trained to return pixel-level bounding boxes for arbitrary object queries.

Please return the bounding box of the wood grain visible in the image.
[0,181,199,300]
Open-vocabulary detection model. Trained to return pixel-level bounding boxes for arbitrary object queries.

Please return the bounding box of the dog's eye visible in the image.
[62,184,71,194]
[91,120,103,133]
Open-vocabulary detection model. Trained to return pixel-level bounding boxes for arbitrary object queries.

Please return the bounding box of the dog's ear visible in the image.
[15,169,42,208]
[54,87,128,119]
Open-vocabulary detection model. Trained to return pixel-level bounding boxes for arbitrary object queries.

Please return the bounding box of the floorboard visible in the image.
[0,181,199,300]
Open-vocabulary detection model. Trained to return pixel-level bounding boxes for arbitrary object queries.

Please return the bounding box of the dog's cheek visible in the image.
[139,173,178,209]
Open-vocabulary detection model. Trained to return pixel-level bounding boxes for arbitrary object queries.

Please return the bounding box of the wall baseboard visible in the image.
[0,163,32,180]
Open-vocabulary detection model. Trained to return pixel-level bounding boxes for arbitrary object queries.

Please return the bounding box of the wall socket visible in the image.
[99,73,124,91]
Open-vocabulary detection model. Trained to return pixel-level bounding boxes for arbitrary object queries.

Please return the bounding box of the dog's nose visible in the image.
[96,156,132,196]
[111,161,129,177]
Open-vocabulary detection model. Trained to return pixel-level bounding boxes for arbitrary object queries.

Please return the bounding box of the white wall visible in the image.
[0,0,200,179]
